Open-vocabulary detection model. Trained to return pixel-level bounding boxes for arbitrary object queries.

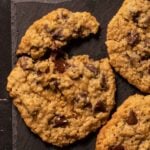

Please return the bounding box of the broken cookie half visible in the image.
[17,8,100,59]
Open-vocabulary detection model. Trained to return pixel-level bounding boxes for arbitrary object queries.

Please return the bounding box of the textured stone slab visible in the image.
[0,0,12,149]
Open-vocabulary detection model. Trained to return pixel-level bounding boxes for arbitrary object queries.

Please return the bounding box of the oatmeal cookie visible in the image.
[7,55,115,147]
[106,0,150,93]
[96,94,150,150]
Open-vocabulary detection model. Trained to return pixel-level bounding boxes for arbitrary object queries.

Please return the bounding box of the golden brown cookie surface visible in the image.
[17,8,99,59]
[7,55,115,146]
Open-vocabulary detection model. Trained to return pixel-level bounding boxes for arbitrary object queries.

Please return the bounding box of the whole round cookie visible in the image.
[17,8,99,59]
[106,0,150,93]
[96,94,150,150]
[7,55,115,147]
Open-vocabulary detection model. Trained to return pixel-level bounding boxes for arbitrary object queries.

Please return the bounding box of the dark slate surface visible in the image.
[0,0,11,98]
[10,0,141,150]
[0,0,12,150]
[0,100,12,150]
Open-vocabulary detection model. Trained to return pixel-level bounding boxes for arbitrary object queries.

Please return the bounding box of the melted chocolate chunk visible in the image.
[54,58,68,73]
[51,28,63,40]
[94,101,106,113]
[37,70,43,76]
[51,81,59,92]
[30,46,38,50]
[100,75,108,91]
[109,145,125,150]
[45,21,65,40]
[43,84,51,90]
[31,110,39,119]
[141,52,150,61]
[85,64,99,75]
[127,31,139,46]
[52,115,68,128]
[124,53,134,66]
[83,101,92,108]
[39,48,51,60]
[45,67,50,73]
[132,11,140,23]
[74,91,92,108]
[49,78,59,92]
[126,110,138,125]
[37,67,49,76]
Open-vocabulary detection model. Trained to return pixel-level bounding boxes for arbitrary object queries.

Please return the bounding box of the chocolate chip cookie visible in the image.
[96,94,150,150]
[7,55,115,147]
[106,0,150,93]
[17,8,99,59]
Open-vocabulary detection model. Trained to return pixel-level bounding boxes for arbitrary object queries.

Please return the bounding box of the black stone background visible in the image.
[0,0,12,150]
[1,0,142,149]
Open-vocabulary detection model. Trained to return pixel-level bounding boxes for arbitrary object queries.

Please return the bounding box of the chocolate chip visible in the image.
[109,145,124,150]
[94,101,106,113]
[31,110,39,118]
[124,53,134,66]
[40,48,51,60]
[30,46,38,50]
[51,81,59,92]
[125,53,141,66]
[65,134,78,139]
[45,67,50,73]
[37,70,42,76]
[141,52,150,61]
[37,67,49,76]
[132,11,140,23]
[52,115,68,128]
[51,28,63,40]
[43,84,51,90]
[85,64,99,76]
[126,110,138,125]
[127,31,139,46]
[49,78,59,92]
[45,24,64,40]
[74,91,92,108]
[83,101,92,108]
[100,75,108,91]
[77,74,83,79]
[54,58,68,73]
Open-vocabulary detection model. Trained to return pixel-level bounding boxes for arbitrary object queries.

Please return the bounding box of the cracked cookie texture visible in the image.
[7,55,115,146]
[106,0,150,93]
[96,94,150,150]
[16,8,99,59]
